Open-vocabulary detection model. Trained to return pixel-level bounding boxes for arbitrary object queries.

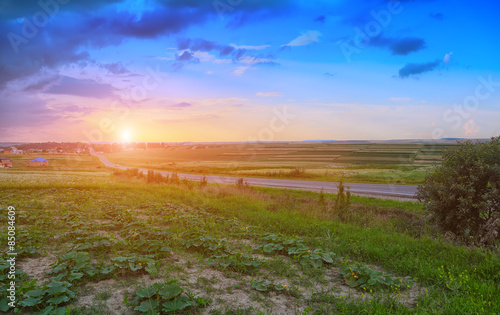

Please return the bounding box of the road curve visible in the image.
[91,150,418,200]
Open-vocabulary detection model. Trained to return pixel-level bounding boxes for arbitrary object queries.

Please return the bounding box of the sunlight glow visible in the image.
[121,129,132,142]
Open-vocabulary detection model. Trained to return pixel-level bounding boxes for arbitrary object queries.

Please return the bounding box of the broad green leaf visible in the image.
[134,299,159,312]
[158,284,183,300]
[0,298,11,312]
[100,266,116,274]
[20,296,43,306]
[311,259,323,268]
[25,289,46,297]
[68,272,84,282]
[129,262,143,271]
[136,286,159,299]
[162,296,193,312]
[47,295,70,305]
[34,306,54,315]
[46,285,68,295]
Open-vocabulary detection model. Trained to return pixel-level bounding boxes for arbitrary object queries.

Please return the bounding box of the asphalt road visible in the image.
[92,150,419,200]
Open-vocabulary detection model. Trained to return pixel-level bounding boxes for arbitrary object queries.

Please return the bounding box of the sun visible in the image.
[121,129,132,142]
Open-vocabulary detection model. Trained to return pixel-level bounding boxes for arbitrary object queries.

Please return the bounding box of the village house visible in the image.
[0,157,12,168]
[29,157,49,167]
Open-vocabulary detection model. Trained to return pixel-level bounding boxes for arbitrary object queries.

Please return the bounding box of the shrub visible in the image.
[200,175,208,187]
[334,181,351,219]
[236,177,250,189]
[416,137,500,246]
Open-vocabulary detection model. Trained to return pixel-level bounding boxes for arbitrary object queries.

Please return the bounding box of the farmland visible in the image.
[1,158,499,314]
[105,142,455,185]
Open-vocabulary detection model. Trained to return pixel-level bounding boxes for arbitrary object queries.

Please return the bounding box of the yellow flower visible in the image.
[282,285,287,288]
[139,263,142,265]
[307,250,310,253]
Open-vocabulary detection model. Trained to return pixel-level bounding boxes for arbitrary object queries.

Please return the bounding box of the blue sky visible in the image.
[0,0,499,142]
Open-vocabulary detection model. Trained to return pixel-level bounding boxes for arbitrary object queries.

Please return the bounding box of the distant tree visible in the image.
[417,137,500,246]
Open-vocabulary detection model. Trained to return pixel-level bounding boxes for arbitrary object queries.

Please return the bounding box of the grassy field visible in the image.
[0,154,104,173]
[1,160,499,314]
[104,142,457,185]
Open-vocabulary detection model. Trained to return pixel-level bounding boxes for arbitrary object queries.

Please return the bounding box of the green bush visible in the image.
[334,181,351,219]
[417,137,500,245]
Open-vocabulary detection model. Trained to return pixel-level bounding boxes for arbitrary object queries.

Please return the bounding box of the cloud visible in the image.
[102,62,130,75]
[314,15,326,23]
[23,76,60,92]
[323,72,336,77]
[178,38,235,56]
[233,66,252,76]
[256,92,283,97]
[464,120,479,137]
[389,97,412,102]
[44,76,116,98]
[443,52,453,65]
[398,59,441,78]
[283,31,321,47]
[230,43,270,50]
[371,36,427,55]
[167,102,192,110]
[429,12,444,20]
[232,55,277,76]
[0,3,214,88]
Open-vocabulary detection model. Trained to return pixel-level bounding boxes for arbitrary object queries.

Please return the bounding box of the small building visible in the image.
[0,157,12,168]
[29,157,49,167]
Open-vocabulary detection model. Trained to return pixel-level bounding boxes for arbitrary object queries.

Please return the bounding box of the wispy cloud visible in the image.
[283,31,321,47]
[256,92,283,97]
[230,44,270,50]
[389,97,412,102]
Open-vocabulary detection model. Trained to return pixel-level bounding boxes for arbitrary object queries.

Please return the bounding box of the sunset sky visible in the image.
[1,0,499,142]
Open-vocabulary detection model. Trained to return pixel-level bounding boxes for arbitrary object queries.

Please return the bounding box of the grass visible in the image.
[103,142,452,185]
[1,159,499,314]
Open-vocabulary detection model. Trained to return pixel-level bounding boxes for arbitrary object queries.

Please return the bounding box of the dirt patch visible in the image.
[76,279,134,314]
[18,254,58,283]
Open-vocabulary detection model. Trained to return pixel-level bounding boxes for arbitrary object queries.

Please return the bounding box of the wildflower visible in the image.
[282,285,287,288]
[307,250,310,253]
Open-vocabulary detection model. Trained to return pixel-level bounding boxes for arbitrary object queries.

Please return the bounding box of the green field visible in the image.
[105,142,457,185]
[1,158,499,314]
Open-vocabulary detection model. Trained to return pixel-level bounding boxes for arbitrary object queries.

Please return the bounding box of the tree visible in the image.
[416,137,500,245]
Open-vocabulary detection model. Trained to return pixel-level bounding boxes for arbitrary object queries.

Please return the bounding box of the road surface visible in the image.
[91,149,419,200]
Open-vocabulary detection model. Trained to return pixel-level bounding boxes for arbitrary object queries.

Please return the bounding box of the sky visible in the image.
[0,0,499,143]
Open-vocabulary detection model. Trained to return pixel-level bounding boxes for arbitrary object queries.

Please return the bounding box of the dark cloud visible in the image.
[0,0,123,20]
[371,36,427,55]
[177,38,235,56]
[171,51,199,71]
[314,15,325,23]
[45,76,116,98]
[0,0,300,87]
[177,51,198,62]
[430,12,444,20]
[398,59,441,78]
[102,62,129,75]
[0,3,210,88]
[0,93,61,132]
[23,76,60,92]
